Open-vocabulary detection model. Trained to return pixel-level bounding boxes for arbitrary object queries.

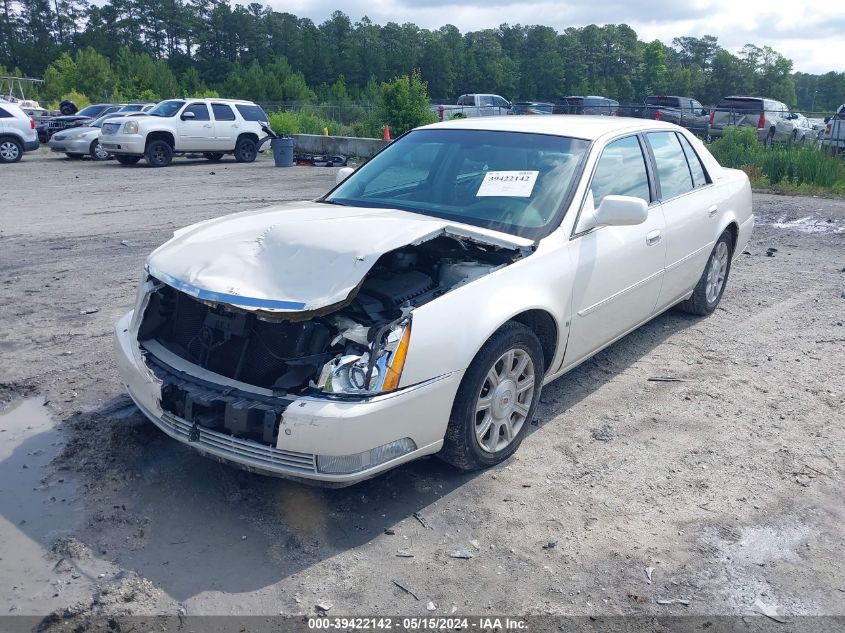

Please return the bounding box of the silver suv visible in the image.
[709,96,795,145]
[821,104,845,156]
[0,101,39,163]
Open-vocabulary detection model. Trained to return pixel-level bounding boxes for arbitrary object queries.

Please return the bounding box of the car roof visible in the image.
[423,115,679,141]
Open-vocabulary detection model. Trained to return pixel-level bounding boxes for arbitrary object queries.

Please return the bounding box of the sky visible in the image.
[263,0,845,74]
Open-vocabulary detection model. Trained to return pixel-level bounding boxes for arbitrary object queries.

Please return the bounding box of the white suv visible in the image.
[0,101,39,163]
[100,98,270,167]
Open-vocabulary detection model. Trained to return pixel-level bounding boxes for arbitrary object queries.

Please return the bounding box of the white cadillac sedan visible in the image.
[115,117,753,485]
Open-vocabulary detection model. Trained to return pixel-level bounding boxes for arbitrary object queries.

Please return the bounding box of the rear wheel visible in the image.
[234,137,257,163]
[677,230,733,316]
[89,139,110,161]
[0,138,22,163]
[115,155,142,165]
[145,140,173,167]
[204,152,224,161]
[438,322,543,471]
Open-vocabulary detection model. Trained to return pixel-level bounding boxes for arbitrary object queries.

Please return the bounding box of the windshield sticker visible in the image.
[476,171,539,197]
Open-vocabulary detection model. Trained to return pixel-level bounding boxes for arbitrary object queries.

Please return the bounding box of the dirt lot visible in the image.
[1,151,844,628]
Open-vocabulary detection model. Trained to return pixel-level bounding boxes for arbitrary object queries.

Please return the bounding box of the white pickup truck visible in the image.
[821,104,845,156]
[99,98,270,167]
[432,94,512,121]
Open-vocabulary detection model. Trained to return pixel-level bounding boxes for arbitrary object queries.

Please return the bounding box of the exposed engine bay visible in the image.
[137,234,524,444]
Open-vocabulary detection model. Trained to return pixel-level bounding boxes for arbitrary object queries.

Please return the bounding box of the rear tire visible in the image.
[677,230,734,316]
[145,140,173,167]
[234,137,257,163]
[115,155,142,165]
[438,322,543,471]
[0,138,22,163]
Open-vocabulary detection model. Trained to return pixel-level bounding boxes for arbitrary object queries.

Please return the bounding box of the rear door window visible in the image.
[211,103,236,121]
[717,98,763,113]
[590,135,651,207]
[646,131,695,200]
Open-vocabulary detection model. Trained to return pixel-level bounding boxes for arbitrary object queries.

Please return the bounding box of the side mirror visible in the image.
[336,166,354,184]
[594,195,649,227]
[181,111,195,120]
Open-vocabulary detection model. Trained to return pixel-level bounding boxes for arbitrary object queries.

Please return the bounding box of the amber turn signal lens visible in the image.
[381,323,411,391]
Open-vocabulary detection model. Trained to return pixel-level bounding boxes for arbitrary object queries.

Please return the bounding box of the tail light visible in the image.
[613,109,619,116]
[757,114,766,129]
[825,124,832,136]
[709,111,715,125]
[30,118,36,129]
[654,110,662,121]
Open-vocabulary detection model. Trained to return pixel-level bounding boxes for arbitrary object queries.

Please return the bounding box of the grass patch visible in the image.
[267,108,359,137]
[709,128,845,194]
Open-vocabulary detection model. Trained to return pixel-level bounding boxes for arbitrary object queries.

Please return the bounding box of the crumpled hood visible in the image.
[146,201,533,313]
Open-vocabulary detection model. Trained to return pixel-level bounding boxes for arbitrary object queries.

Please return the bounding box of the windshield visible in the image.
[90,114,116,128]
[148,100,185,117]
[325,129,590,239]
[77,105,106,117]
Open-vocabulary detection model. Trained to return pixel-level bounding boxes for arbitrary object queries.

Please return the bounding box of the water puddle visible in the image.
[0,397,85,613]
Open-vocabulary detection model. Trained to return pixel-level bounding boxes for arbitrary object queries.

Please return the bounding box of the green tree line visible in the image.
[2,0,845,111]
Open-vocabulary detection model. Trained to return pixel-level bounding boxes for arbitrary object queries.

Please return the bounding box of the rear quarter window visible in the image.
[0,106,12,118]
[235,104,269,122]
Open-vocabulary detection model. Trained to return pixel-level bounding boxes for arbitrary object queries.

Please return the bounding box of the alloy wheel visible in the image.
[0,140,21,162]
[474,348,535,453]
[705,241,729,304]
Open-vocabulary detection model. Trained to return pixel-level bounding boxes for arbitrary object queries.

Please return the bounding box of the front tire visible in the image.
[234,137,257,163]
[115,155,142,165]
[89,139,109,161]
[145,140,173,167]
[438,322,543,471]
[677,230,733,316]
[0,138,22,163]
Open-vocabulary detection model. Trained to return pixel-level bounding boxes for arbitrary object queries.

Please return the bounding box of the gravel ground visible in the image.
[1,151,843,628]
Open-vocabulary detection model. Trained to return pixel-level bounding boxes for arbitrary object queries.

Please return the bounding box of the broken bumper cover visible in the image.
[114,311,461,484]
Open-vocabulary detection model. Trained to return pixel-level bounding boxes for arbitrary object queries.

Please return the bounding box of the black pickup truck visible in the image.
[618,95,711,138]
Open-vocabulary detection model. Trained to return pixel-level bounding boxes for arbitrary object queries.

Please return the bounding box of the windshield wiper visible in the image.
[317,199,349,206]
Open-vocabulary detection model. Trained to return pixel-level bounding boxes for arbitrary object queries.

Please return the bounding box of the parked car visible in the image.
[38,103,121,142]
[709,96,795,145]
[619,95,710,138]
[508,102,554,115]
[115,116,753,485]
[48,112,146,160]
[433,94,512,120]
[821,104,845,155]
[553,95,619,116]
[0,101,39,163]
[786,112,820,144]
[99,98,270,167]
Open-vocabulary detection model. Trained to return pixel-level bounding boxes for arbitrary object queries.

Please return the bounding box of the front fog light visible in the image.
[317,438,417,474]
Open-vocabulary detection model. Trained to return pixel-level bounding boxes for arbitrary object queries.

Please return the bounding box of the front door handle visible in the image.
[203,124,212,128]
[646,230,662,246]
[708,205,718,217]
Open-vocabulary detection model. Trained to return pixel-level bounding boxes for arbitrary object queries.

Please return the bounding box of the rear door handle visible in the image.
[708,205,718,217]
[646,230,662,246]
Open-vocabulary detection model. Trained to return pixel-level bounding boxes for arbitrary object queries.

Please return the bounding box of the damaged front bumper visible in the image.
[114,311,461,485]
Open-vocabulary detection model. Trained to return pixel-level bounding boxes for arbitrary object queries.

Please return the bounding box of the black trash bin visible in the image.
[271,137,294,167]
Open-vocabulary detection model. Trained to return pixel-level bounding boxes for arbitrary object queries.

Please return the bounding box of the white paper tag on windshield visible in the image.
[476,171,539,197]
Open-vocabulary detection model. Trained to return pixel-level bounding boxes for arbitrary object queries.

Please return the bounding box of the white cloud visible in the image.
[261,0,845,73]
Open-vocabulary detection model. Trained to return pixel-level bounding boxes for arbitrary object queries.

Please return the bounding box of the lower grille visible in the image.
[159,411,316,473]
[144,354,315,473]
